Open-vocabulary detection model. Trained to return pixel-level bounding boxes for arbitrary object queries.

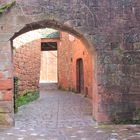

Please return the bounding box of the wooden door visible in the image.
[76,58,84,93]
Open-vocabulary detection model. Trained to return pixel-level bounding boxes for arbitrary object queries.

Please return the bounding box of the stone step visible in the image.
[39,83,58,90]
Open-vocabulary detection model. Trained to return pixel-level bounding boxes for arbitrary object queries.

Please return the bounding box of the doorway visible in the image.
[76,58,84,94]
[40,41,58,83]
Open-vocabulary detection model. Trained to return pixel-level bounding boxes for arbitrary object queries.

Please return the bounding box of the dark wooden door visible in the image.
[76,59,84,93]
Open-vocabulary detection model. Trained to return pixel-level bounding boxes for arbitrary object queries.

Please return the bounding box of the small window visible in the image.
[41,42,57,51]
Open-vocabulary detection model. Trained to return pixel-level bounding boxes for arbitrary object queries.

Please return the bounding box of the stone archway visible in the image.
[0,0,140,127]
[0,18,98,127]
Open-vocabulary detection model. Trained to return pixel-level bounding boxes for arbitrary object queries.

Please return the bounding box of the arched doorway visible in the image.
[0,17,99,127]
[76,58,84,94]
[10,24,96,127]
[0,1,99,125]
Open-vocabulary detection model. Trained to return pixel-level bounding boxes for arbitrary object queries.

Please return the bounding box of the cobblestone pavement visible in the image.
[0,89,140,140]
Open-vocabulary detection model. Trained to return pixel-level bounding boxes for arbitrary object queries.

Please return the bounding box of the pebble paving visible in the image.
[0,88,140,140]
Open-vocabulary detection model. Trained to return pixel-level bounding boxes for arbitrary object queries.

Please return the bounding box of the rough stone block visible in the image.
[0,41,11,53]
[0,113,14,127]
[3,90,13,101]
[0,33,13,42]
[0,79,13,90]
[0,101,13,113]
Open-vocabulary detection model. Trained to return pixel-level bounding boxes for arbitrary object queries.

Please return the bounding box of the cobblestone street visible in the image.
[0,89,140,140]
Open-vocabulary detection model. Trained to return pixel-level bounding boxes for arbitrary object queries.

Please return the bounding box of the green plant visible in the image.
[136,109,140,117]
[0,0,16,14]
[113,118,135,124]
[112,111,140,124]
[13,77,40,113]
[16,90,39,108]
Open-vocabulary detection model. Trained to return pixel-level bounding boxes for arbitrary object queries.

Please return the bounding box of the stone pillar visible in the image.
[0,41,14,127]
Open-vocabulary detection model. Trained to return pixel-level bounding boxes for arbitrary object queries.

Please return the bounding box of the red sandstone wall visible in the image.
[13,33,93,98]
[58,32,93,98]
[13,39,41,94]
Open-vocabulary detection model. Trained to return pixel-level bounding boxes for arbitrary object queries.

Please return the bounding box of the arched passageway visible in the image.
[11,23,96,127]
[0,0,139,127]
[11,26,96,132]
[12,27,94,95]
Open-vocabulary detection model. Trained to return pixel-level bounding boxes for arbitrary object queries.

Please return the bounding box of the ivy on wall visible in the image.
[0,0,16,14]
